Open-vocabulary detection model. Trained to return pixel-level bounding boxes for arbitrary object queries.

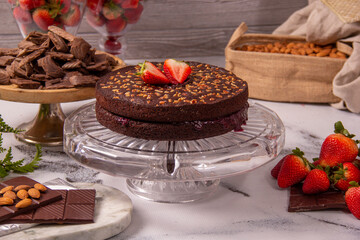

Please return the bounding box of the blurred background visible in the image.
[0,0,307,59]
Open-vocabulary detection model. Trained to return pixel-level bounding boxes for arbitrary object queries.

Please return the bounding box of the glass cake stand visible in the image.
[64,101,285,203]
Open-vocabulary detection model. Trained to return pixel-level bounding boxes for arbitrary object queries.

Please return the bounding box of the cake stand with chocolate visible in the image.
[64,61,285,202]
[0,27,125,147]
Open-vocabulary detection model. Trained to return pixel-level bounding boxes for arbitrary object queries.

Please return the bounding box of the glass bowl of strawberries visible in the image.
[8,0,86,37]
[85,0,145,56]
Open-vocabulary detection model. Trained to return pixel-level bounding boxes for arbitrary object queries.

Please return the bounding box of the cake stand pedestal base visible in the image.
[15,103,65,147]
[126,178,220,203]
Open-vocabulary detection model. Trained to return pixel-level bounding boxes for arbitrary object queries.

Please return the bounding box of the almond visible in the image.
[0,186,14,194]
[15,198,32,208]
[14,185,31,192]
[34,183,47,192]
[17,189,29,199]
[28,188,41,199]
[3,191,16,200]
[0,197,14,206]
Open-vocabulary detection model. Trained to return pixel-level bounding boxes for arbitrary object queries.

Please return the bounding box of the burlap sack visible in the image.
[225,23,346,103]
[273,0,360,113]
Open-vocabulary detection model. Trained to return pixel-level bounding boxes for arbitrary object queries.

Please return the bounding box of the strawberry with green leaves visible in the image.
[163,59,192,84]
[19,0,45,11]
[333,162,360,191]
[138,61,170,85]
[277,148,311,188]
[60,4,81,26]
[345,182,360,219]
[102,1,123,20]
[302,168,330,194]
[32,8,55,31]
[315,121,359,167]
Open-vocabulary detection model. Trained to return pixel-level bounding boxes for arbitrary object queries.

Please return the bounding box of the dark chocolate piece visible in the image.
[70,37,91,61]
[288,184,347,212]
[25,31,49,45]
[18,40,36,49]
[0,176,63,223]
[5,189,95,224]
[10,78,41,89]
[0,48,20,57]
[45,52,74,61]
[48,26,75,42]
[38,55,65,78]
[48,31,68,53]
[69,75,99,87]
[0,69,10,85]
[62,59,84,70]
[0,56,15,67]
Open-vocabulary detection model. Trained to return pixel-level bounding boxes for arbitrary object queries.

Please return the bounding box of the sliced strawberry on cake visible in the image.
[138,61,170,85]
[163,59,192,84]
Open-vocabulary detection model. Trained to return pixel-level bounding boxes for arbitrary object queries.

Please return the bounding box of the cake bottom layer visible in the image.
[95,103,249,141]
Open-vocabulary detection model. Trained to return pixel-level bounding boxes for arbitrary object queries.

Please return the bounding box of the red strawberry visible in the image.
[33,8,55,31]
[104,37,122,54]
[163,59,192,84]
[123,2,143,24]
[317,121,359,167]
[60,0,72,14]
[302,168,330,194]
[86,10,105,27]
[19,0,45,10]
[13,7,33,24]
[270,158,284,179]
[277,148,311,188]
[345,182,360,219]
[60,4,81,26]
[138,61,170,85]
[121,0,139,9]
[333,162,360,191]
[87,0,105,14]
[102,2,123,20]
[106,17,127,33]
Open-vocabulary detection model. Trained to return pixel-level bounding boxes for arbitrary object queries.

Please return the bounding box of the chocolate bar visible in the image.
[0,176,62,223]
[5,189,96,224]
[288,184,347,212]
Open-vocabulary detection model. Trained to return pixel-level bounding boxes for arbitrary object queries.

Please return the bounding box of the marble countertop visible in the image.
[1,56,360,240]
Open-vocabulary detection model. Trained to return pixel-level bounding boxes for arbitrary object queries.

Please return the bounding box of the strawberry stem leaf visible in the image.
[334,121,355,138]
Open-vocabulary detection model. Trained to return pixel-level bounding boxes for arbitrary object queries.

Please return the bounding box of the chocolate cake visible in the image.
[95,61,249,140]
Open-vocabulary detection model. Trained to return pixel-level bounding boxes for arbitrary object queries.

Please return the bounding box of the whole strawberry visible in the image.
[277,148,311,188]
[33,8,55,31]
[345,182,360,219]
[333,162,360,191]
[302,168,330,194]
[316,121,359,167]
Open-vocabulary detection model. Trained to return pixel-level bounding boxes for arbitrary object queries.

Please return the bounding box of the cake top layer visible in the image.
[97,62,247,107]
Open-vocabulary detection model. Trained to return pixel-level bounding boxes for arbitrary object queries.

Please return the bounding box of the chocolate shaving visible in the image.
[0,56,15,67]
[10,78,41,89]
[38,55,65,78]
[0,26,117,89]
[0,69,10,85]
[48,26,75,42]
[68,75,99,87]
[48,31,68,52]
[70,37,91,61]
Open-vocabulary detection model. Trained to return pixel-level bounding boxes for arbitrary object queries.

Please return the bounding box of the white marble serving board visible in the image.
[0,182,133,240]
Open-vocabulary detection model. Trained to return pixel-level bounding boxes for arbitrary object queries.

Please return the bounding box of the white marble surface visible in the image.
[0,56,360,239]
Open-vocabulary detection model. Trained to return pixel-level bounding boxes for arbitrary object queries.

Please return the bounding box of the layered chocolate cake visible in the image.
[95,61,249,140]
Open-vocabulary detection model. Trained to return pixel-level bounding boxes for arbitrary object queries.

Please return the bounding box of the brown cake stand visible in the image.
[0,54,125,147]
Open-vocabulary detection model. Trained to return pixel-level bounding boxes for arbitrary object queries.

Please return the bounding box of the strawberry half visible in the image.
[138,61,170,85]
[277,148,311,188]
[163,59,192,84]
